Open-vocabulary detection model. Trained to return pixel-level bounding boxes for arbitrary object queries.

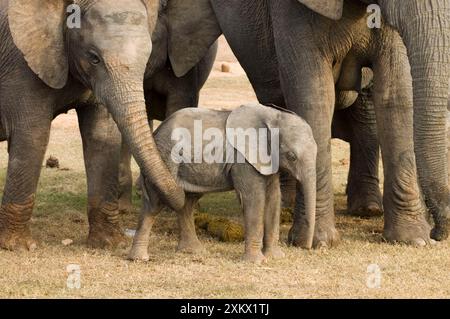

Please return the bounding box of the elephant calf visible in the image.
[128,103,317,264]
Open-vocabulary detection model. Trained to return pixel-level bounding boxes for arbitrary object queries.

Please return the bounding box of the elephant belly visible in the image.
[178,163,234,194]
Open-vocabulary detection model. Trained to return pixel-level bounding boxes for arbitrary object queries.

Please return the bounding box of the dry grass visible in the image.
[0,38,449,299]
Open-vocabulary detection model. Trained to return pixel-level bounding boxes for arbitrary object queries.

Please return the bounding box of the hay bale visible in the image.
[194,214,244,242]
[194,214,210,230]
[207,218,244,242]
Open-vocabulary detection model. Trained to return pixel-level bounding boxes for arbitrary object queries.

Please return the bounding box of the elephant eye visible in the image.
[286,151,297,162]
[86,50,101,65]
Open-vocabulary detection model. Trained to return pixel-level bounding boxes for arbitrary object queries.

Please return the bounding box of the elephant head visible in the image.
[226,104,317,249]
[7,0,220,210]
[298,0,450,240]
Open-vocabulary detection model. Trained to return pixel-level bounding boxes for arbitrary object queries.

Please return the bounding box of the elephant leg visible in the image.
[333,94,383,217]
[270,0,338,249]
[346,93,382,217]
[128,196,163,261]
[286,79,337,249]
[118,140,133,214]
[77,104,125,249]
[232,166,266,264]
[372,38,432,245]
[0,109,51,251]
[262,175,285,259]
[176,194,204,254]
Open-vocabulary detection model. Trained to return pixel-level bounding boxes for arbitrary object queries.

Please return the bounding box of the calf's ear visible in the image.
[226,104,281,176]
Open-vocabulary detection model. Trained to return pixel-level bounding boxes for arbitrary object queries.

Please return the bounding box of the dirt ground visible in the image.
[0,37,449,299]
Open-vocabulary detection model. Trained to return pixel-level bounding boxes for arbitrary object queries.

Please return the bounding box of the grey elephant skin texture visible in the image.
[128,104,317,264]
[0,0,219,251]
[298,2,450,237]
[118,31,218,214]
[183,0,449,247]
[282,68,382,220]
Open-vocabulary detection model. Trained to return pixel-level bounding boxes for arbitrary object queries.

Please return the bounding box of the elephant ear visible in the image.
[226,104,281,176]
[297,0,344,20]
[8,0,69,89]
[167,0,221,77]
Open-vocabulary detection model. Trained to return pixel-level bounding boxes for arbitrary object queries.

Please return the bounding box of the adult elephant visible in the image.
[281,0,450,244]
[171,0,449,247]
[272,0,450,243]
[0,0,219,250]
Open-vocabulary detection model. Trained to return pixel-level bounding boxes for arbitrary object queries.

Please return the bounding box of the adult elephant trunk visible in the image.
[100,80,185,211]
[401,4,450,240]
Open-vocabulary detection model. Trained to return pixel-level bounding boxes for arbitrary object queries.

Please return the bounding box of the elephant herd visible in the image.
[0,0,449,262]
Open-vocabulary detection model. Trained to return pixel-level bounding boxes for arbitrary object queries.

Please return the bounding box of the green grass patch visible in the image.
[198,191,241,220]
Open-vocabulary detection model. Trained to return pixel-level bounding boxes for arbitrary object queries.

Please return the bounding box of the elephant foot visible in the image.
[383,215,433,246]
[431,222,449,241]
[263,246,286,260]
[348,202,383,218]
[430,210,449,241]
[347,184,383,218]
[87,227,126,249]
[0,197,37,251]
[288,216,340,249]
[177,239,206,254]
[87,202,125,249]
[242,250,267,265]
[287,225,309,248]
[312,222,340,249]
[128,245,150,261]
[382,151,434,246]
[0,226,37,251]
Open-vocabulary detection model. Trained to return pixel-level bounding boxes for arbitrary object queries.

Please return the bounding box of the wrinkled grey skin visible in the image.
[0,0,206,250]
[128,104,317,264]
[118,35,218,214]
[282,68,382,218]
[191,0,438,247]
[357,0,450,242]
[333,74,382,218]
[284,0,450,243]
[289,1,450,242]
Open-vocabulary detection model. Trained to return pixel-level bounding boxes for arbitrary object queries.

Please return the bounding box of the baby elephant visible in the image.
[128,103,317,264]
